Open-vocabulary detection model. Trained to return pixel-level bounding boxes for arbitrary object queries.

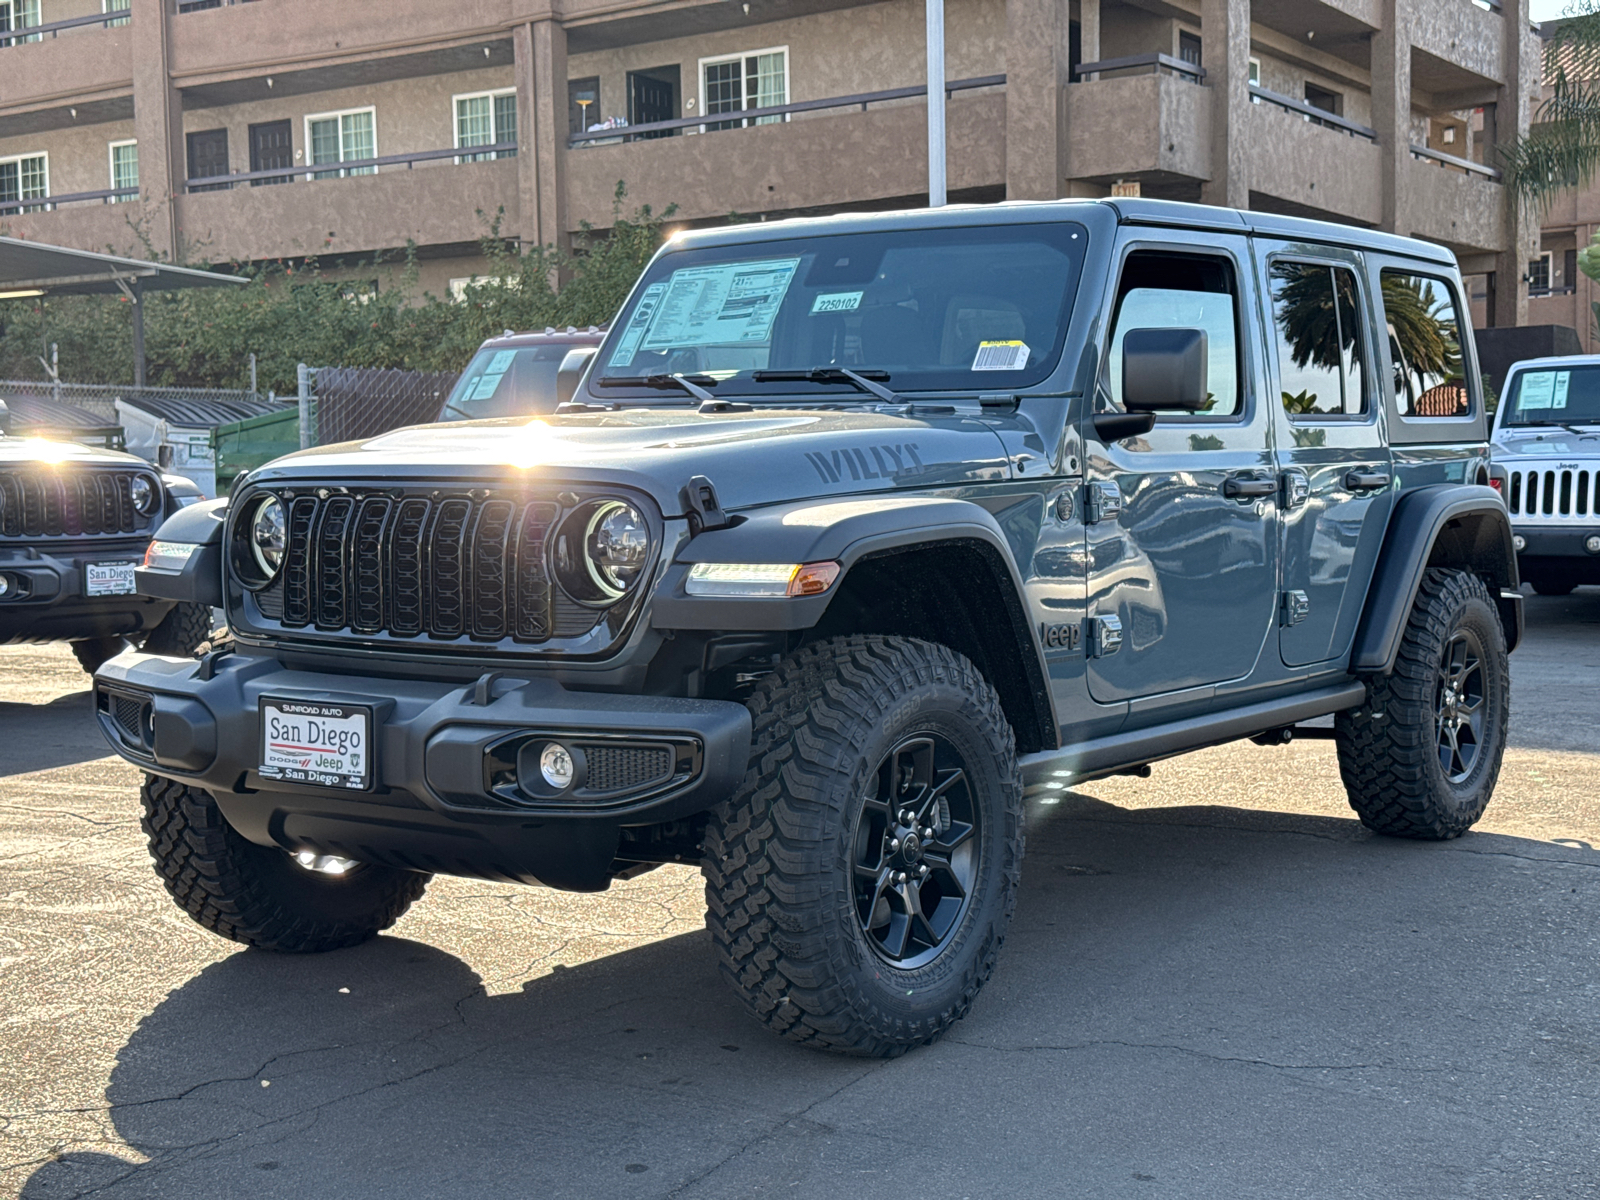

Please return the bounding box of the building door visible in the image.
[248,120,293,186]
[186,128,230,191]
[627,67,679,138]
[1084,238,1279,704]
[1178,32,1201,68]
[1256,241,1392,668]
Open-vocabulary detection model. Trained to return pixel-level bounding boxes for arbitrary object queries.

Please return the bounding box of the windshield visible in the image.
[598,222,1088,396]
[1502,364,1600,427]
[438,343,578,421]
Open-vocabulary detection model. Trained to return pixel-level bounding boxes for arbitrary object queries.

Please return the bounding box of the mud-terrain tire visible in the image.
[1335,569,1509,840]
[71,603,220,675]
[702,635,1025,1057]
[141,602,218,658]
[141,774,429,952]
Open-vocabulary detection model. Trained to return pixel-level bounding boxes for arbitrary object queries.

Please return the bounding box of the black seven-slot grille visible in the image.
[256,487,573,644]
[0,468,148,538]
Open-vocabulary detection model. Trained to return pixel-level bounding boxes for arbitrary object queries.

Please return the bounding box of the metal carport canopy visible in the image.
[0,237,247,387]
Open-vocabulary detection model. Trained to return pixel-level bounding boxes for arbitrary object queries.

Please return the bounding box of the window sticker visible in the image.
[470,372,505,401]
[972,340,1030,371]
[1520,371,1557,409]
[811,291,864,314]
[486,350,517,374]
[639,257,802,351]
[1553,371,1572,409]
[608,281,667,367]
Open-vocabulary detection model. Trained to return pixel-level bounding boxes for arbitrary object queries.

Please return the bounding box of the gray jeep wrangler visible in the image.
[96,199,1520,1056]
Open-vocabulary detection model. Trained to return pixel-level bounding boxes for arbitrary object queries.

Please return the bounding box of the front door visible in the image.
[186,128,229,192]
[1255,241,1393,667]
[1084,238,1279,704]
[248,120,293,186]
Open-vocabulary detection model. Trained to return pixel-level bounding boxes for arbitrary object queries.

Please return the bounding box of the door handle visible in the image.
[1344,469,1392,492]
[1222,475,1278,499]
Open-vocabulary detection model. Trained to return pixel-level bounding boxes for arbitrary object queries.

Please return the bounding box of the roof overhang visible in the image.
[0,237,248,298]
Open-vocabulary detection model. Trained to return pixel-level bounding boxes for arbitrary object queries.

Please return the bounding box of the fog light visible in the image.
[1587,536,1600,555]
[0,574,8,599]
[1513,535,1527,551]
[540,742,575,790]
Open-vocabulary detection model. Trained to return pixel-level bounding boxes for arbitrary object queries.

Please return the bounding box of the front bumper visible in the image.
[1512,524,1600,561]
[0,541,174,644]
[93,648,752,891]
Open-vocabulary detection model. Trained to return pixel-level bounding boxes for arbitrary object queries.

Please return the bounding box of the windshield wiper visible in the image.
[1514,418,1594,435]
[751,367,902,405]
[595,373,719,405]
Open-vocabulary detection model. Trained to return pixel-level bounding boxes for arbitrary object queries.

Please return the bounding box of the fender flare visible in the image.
[1350,484,1521,674]
[137,498,228,608]
[650,494,1058,749]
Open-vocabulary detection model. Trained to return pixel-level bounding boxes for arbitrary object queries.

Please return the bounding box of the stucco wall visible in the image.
[567,0,1003,129]
[1407,157,1505,253]
[2,22,132,114]
[0,117,136,195]
[1244,98,1382,225]
[179,66,516,179]
[1064,74,1209,182]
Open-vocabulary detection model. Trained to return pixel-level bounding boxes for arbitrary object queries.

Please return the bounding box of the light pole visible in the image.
[926,0,946,207]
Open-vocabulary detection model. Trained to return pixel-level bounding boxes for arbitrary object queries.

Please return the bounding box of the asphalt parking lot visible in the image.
[5,594,1600,1199]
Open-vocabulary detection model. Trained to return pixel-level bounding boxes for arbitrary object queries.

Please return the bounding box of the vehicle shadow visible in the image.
[0,689,119,777]
[21,793,1600,1200]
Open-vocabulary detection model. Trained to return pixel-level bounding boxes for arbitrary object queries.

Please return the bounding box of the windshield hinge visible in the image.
[979,393,1019,410]
[682,474,732,535]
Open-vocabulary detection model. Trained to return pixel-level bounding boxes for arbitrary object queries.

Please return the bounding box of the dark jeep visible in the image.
[1,432,213,673]
[97,200,1519,1055]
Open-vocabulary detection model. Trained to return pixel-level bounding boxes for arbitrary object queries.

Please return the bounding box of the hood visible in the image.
[0,435,149,468]
[1493,426,1600,459]
[248,408,1015,514]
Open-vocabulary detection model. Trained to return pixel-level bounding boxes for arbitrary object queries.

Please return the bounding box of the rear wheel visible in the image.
[1335,569,1509,840]
[702,635,1024,1056]
[141,774,429,952]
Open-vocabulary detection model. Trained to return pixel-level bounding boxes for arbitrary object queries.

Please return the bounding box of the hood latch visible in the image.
[682,474,732,535]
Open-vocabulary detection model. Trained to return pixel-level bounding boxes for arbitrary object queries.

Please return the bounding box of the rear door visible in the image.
[1083,233,1279,705]
[1256,239,1393,667]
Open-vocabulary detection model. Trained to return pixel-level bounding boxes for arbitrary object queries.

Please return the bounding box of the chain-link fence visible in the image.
[296,365,461,449]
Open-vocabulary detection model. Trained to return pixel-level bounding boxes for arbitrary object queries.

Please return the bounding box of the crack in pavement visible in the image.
[945,1036,1476,1074]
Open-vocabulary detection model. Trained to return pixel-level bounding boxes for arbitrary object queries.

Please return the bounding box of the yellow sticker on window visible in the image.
[972,340,1030,371]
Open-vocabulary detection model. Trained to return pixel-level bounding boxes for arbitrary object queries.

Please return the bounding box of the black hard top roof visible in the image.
[671,198,1457,269]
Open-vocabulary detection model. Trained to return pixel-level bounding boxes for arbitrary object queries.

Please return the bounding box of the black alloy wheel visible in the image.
[853,735,980,969]
[1435,628,1486,783]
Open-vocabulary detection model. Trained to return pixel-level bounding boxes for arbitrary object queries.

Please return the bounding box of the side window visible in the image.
[1269,260,1368,417]
[1380,270,1471,417]
[1108,251,1242,417]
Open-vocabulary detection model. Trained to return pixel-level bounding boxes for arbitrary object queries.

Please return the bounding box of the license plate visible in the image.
[85,561,137,597]
[258,699,373,791]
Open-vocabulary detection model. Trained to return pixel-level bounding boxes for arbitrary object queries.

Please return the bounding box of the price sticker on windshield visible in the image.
[972,340,1031,371]
[811,291,863,314]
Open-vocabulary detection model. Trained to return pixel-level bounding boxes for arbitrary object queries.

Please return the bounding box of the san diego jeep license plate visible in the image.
[85,561,137,597]
[258,699,373,790]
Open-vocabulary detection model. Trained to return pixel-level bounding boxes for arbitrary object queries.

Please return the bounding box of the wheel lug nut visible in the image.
[889,838,900,851]
[896,871,907,883]
[919,864,929,876]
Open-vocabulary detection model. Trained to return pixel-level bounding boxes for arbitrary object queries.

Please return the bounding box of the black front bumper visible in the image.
[0,540,174,645]
[93,649,752,891]
[1512,524,1600,581]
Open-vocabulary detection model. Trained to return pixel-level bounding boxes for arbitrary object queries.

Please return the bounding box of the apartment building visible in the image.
[0,0,1541,320]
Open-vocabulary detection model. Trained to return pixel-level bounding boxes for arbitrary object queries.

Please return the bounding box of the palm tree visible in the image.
[1502,11,1600,208]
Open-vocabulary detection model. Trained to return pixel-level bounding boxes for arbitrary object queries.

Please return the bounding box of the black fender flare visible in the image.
[1350,484,1521,674]
[137,498,228,608]
[650,494,1058,749]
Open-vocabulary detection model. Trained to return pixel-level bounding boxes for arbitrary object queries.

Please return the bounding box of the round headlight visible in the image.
[130,475,157,515]
[249,496,286,578]
[585,501,649,596]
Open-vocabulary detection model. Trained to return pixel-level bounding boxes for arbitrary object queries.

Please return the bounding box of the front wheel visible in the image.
[141,774,429,952]
[702,636,1025,1056]
[1335,569,1509,839]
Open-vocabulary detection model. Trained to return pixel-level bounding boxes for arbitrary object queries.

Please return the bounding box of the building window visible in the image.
[109,140,138,201]
[0,0,41,45]
[306,108,376,180]
[1249,57,1260,85]
[1528,253,1552,295]
[699,48,787,131]
[0,152,48,213]
[102,0,129,27]
[1178,31,1201,68]
[1565,248,1579,290]
[455,89,517,161]
[1304,82,1342,116]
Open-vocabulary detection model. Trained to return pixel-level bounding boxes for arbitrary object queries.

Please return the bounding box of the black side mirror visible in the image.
[1122,327,1208,412]
[557,346,599,407]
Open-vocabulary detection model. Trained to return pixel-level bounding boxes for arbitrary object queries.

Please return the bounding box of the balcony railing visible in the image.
[1072,53,1205,83]
[1410,143,1502,182]
[0,185,139,217]
[182,142,516,191]
[0,8,129,48]
[1530,285,1577,297]
[1249,84,1378,142]
[568,74,1005,147]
